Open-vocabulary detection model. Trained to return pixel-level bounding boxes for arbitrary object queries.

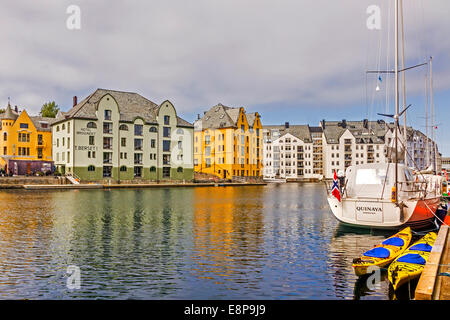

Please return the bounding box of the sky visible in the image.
[1,1,449,154]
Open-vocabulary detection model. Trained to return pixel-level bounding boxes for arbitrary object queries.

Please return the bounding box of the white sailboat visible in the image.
[326,0,442,230]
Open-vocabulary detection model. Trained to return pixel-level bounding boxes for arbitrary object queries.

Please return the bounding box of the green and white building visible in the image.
[52,89,194,181]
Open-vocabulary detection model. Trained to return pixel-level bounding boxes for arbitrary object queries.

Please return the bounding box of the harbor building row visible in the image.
[0,92,441,183]
[262,119,441,181]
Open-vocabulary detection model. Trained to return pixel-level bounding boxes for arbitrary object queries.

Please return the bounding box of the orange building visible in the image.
[0,103,53,175]
[193,104,263,179]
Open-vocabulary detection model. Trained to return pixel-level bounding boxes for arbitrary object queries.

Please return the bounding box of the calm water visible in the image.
[0,183,405,299]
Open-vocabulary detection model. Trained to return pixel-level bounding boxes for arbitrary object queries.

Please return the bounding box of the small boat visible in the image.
[352,227,412,276]
[388,231,437,290]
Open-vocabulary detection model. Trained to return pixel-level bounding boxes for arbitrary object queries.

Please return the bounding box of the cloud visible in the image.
[1,0,449,117]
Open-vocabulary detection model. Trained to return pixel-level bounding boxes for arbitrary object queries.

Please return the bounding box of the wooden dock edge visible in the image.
[415,224,449,300]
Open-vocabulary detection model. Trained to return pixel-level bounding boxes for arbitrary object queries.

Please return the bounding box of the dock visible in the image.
[20,182,267,190]
[415,217,450,300]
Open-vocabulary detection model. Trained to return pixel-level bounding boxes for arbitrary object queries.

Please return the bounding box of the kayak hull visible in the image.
[352,227,412,277]
[388,232,437,291]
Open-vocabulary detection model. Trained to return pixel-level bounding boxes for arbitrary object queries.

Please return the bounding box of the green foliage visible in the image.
[40,101,59,118]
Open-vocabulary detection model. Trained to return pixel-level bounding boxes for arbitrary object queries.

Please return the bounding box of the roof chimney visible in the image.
[197,114,200,120]
[321,119,326,129]
[73,96,77,107]
[14,106,18,113]
[341,119,347,128]
[363,119,368,129]
[285,122,289,129]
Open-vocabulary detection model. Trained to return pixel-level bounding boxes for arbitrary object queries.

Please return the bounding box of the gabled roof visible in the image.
[53,88,193,127]
[263,124,313,143]
[196,104,241,129]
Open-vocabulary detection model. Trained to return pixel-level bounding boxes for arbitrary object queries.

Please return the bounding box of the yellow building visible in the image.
[193,104,263,179]
[0,103,53,175]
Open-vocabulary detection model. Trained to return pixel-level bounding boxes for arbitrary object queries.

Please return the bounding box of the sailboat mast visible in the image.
[400,0,407,166]
[394,0,399,203]
[425,68,429,168]
[430,56,437,173]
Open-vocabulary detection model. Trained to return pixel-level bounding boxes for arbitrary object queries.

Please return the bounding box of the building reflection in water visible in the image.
[192,186,265,292]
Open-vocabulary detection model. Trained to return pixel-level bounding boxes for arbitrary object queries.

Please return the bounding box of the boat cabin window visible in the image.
[355,168,388,185]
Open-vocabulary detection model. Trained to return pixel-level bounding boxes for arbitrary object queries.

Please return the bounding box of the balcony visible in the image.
[103,144,113,150]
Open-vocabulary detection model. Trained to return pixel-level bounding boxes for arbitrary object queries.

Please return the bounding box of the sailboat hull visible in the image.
[327,196,440,230]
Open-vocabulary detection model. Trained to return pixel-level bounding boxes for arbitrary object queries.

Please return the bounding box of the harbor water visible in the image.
[0,183,405,299]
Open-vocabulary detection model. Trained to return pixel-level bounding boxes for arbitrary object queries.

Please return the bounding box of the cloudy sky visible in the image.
[1,1,450,153]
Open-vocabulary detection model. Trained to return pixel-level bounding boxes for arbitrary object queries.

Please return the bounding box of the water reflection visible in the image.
[0,184,401,299]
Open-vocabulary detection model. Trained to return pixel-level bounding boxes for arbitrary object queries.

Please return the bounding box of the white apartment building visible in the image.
[262,123,321,180]
[263,119,440,180]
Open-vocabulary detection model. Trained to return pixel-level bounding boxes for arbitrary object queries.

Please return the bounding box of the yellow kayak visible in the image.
[352,227,412,277]
[388,231,437,291]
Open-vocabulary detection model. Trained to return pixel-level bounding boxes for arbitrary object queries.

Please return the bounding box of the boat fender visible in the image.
[391,186,397,203]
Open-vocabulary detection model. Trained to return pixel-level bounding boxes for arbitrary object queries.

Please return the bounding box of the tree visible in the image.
[40,101,59,118]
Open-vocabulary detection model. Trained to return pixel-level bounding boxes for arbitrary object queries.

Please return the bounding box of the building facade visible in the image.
[262,119,441,180]
[262,124,319,180]
[51,89,194,181]
[194,104,263,179]
[0,103,53,175]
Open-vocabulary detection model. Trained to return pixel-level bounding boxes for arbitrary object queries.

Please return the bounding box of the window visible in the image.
[151,139,156,148]
[150,166,156,172]
[178,141,182,149]
[163,167,170,178]
[87,122,97,129]
[88,165,95,172]
[176,128,184,134]
[163,140,170,152]
[89,136,95,145]
[134,124,143,136]
[134,166,142,177]
[3,147,6,155]
[121,137,126,147]
[20,123,28,129]
[163,127,171,138]
[177,167,183,173]
[37,134,43,145]
[103,137,112,149]
[120,166,127,172]
[119,124,128,131]
[68,137,70,148]
[103,122,112,134]
[3,132,6,141]
[163,154,170,165]
[103,166,112,177]
[68,122,70,133]
[164,115,170,125]
[150,126,157,133]
[355,168,388,185]
[134,139,143,151]
[134,153,143,164]
[104,110,112,120]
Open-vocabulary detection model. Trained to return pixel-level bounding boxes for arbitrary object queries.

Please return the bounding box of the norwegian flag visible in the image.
[331,171,341,202]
